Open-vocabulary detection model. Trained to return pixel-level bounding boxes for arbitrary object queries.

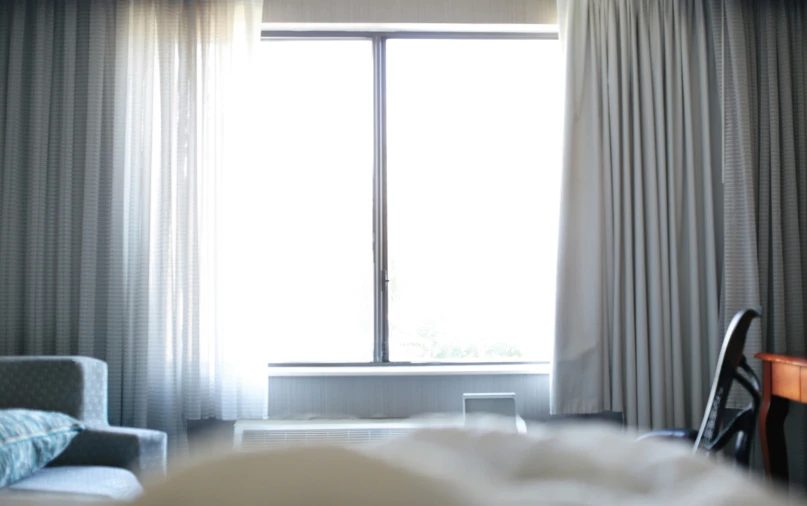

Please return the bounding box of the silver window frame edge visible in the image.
[267,363,551,377]
[261,30,558,40]
[268,361,550,367]
[372,35,389,363]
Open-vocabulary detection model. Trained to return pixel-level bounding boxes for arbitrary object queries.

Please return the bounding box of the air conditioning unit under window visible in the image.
[234,418,463,451]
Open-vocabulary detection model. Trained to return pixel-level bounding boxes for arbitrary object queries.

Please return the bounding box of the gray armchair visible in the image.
[0,356,167,500]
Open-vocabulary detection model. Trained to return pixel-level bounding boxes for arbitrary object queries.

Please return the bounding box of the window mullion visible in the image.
[372,36,389,363]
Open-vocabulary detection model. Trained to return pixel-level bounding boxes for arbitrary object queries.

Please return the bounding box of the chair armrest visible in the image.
[637,428,699,443]
[50,424,167,479]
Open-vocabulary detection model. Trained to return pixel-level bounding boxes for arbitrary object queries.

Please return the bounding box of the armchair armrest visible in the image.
[51,424,167,479]
[637,428,698,444]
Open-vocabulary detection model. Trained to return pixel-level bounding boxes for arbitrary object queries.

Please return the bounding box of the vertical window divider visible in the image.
[372,35,389,363]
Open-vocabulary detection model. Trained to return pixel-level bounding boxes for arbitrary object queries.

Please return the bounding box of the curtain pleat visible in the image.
[0,0,266,453]
[723,0,807,488]
[553,0,723,430]
[117,0,269,442]
[0,0,120,364]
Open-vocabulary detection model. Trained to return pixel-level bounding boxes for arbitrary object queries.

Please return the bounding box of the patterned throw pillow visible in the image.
[0,409,84,487]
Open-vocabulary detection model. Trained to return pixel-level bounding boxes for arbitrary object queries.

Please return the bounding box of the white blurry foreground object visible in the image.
[130,423,794,506]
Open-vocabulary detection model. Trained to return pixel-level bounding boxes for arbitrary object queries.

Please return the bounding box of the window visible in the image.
[252,40,375,363]
[239,30,562,365]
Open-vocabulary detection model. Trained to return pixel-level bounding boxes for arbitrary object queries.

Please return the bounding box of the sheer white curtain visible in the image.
[116,0,268,437]
[552,0,724,429]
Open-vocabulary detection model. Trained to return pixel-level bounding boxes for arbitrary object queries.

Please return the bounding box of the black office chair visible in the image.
[639,307,762,467]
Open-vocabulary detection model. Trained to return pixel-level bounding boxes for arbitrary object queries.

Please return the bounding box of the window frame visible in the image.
[261,28,559,368]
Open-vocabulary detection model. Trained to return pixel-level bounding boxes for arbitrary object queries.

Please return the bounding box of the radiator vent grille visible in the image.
[234,418,463,450]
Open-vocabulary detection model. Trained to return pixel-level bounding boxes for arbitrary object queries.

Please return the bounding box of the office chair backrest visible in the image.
[694,307,762,465]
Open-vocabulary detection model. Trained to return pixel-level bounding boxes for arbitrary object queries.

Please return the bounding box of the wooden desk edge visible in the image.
[755,352,807,368]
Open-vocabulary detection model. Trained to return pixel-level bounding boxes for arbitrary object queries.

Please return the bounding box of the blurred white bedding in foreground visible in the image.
[125,422,797,506]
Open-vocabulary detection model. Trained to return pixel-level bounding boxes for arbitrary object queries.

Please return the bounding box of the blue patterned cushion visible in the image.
[0,409,84,487]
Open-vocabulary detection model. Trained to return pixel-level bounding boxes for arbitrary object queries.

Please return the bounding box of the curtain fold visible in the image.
[722,0,807,488]
[117,0,268,432]
[0,0,266,452]
[552,0,723,430]
[0,0,122,373]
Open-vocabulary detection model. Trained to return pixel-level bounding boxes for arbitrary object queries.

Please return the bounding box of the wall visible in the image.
[263,0,558,25]
[266,373,550,419]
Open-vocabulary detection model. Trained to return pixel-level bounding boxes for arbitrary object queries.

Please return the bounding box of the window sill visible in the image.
[267,363,550,377]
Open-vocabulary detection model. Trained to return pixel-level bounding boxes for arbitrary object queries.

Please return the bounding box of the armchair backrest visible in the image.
[0,356,108,424]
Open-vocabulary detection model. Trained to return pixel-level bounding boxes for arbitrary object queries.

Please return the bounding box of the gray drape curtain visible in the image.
[0,0,126,409]
[722,0,807,487]
[552,0,724,429]
[0,0,266,452]
[0,0,190,447]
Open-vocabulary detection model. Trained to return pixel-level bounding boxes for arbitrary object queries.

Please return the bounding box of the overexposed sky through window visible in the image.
[219,37,563,363]
[387,39,563,362]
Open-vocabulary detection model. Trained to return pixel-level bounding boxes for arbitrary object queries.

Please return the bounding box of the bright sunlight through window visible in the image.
[228,35,563,364]
[386,39,563,362]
